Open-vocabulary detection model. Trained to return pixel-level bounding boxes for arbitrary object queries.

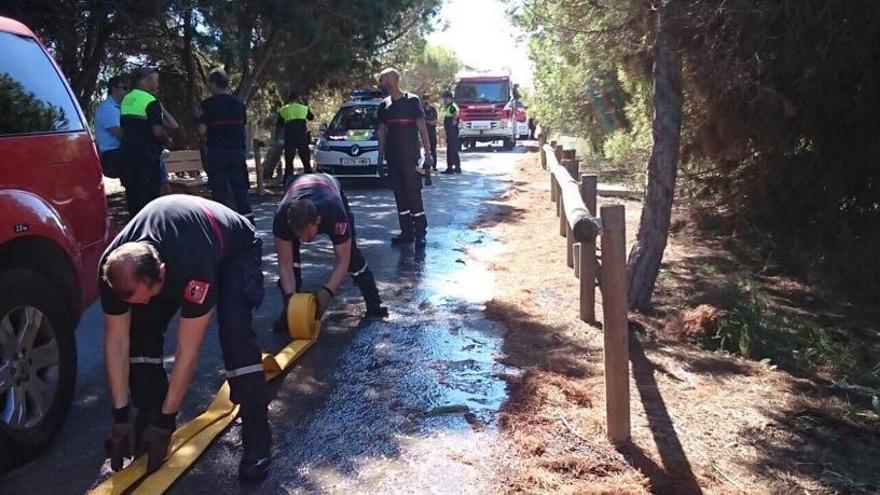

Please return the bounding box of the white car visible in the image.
[314,92,388,179]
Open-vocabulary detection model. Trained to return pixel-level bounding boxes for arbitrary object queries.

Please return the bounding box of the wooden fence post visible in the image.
[539,133,548,169]
[580,175,598,322]
[253,139,264,195]
[600,204,630,444]
[554,145,564,218]
[562,150,577,264]
[559,157,572,238]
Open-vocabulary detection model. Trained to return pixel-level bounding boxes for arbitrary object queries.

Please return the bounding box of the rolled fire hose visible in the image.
[90,293,322,495]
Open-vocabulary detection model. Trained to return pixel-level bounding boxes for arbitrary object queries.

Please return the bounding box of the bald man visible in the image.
[99,195,271,481]
[377,68,434,246]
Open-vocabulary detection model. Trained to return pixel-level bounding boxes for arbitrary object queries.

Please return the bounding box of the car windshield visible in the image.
[455,82,510,103]
[329,104,378,132]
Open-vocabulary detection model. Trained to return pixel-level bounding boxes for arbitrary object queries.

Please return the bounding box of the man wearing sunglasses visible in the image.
[94,76,128,181]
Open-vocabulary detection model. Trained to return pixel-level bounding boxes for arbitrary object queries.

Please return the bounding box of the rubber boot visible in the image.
[413,214,427,246]
[391,233,414,245]
[239,405,272,482]
[353,270,388,318]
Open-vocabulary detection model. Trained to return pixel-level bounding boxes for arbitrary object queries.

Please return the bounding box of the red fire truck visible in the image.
[453,73,518,150]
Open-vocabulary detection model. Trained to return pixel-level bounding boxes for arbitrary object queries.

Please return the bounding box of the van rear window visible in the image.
[0,32,84,136]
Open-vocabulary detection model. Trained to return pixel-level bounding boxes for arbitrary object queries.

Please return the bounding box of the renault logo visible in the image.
[350,145,360,156]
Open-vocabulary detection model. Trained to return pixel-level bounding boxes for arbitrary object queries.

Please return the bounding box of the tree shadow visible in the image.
[741,404,880,493]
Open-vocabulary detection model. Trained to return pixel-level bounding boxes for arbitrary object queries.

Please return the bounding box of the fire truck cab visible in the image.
[453,73,518,151]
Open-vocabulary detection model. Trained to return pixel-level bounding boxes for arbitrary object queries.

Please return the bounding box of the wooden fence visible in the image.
[539,137,631,444]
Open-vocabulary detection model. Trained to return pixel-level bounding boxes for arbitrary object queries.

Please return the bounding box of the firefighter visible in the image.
[440,91,461,174]
[101,195,271,482]
[119,67,172,215]
[377,68,434,246]
[198,69,253,221]
[276,91,315,183]
[422,95,439,170]
[272,173,388,329]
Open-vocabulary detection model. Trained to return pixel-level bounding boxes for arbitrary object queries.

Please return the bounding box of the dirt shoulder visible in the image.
[481,152,880,494]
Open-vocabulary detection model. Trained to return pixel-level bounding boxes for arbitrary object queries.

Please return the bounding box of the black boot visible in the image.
[239,406,272,482]
[272,288,292,333]
[442,168,455,175]
[353,270,388,318]
[391,233,414,245]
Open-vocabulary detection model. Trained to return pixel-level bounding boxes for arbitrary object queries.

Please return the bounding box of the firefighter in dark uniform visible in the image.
[272,173,388,324]
[276,91,315,183]
[422,95,439,170]
[120,67,172,215]
[441,91,461,174]
[100,195,271,481]
[377,68,434,246]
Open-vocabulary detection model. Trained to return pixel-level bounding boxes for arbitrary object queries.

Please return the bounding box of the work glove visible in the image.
[422,152,435,170]
[143,412,177,473]
[315,286,334,318]
[105,405,136,471]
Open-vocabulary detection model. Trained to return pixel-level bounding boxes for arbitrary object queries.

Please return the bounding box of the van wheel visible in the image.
[0,270,76,470]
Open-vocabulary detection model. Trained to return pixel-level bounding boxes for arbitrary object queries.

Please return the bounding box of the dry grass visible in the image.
[481,153,880,494]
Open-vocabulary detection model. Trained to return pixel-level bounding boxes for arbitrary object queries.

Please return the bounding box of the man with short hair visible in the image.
[198,69,252,221]
[422,95,439,170]
[272,173,387,326]
[441,91,461,174]
[276,91,315,183]
[120,67,171,214]
[100,194,271,481]
[377,68,434,246]
[95,76,128,180]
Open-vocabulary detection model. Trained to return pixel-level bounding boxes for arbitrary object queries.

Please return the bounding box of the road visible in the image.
[0,144,531,494]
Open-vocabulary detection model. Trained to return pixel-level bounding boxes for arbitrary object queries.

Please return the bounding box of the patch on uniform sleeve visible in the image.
[334,222,348,236]
[183,280,210,305]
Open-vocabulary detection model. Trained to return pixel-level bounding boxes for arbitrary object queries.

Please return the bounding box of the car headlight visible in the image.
[316,139,331,151]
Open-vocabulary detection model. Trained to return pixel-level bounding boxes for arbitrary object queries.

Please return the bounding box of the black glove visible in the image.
[105,405,136,471]
[315,286,334,318]
[143,412,176,473]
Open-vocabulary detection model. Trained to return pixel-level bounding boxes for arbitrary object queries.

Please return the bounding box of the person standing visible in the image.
[377,68,434,246]
[198,69,253,222]
[100,195,271,481]
[440,91,461,174]
[120,67,171,215]
[95,76,128,181]
[422,95,439,170]
[275,91,315,183]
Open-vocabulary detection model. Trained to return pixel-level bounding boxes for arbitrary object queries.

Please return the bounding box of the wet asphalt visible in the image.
[0,144,531,494]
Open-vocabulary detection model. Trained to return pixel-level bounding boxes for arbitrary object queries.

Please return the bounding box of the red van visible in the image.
[0,16,109,464]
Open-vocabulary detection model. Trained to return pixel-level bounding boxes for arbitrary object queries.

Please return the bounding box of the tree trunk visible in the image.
[181,5,199,147]
[625,5,683,310]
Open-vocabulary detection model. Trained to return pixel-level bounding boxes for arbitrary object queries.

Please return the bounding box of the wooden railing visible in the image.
[540,139,631,444]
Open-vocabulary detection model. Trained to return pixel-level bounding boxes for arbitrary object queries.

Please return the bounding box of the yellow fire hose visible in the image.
[90,294,322,495]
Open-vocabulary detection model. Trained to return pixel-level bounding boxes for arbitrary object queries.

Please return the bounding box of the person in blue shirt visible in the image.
[95,76,128,179]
